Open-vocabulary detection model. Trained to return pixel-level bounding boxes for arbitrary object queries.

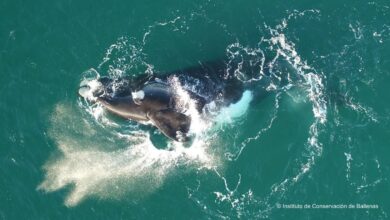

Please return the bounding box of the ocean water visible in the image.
[1,0,390,219]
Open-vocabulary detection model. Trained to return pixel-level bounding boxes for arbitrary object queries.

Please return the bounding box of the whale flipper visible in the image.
[147,109,191,142]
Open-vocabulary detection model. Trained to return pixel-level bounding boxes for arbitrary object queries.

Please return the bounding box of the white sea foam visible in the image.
[344,152,353,181]
[143,16,182,45]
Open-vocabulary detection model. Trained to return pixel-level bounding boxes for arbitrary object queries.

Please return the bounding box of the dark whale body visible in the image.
[79,60,245,142]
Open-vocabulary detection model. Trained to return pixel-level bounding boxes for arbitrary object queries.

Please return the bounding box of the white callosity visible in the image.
[132,90,145,105]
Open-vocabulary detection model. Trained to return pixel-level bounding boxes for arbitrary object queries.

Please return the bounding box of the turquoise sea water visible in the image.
[1,1,390,219]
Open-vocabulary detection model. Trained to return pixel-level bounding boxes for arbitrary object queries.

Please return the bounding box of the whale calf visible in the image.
[78,61,245,142]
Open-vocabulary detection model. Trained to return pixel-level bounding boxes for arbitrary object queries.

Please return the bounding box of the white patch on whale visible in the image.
[131,90,145,100]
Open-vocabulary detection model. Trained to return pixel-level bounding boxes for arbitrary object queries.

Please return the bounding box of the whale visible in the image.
[78,60,245,142]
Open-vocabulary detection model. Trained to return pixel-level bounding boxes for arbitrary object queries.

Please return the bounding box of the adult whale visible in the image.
[78,60,245,142]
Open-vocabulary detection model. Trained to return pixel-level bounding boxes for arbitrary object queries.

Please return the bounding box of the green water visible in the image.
[1,0,390,219]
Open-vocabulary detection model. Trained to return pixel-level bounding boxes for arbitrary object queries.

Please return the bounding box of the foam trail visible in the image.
[39,103,216,206]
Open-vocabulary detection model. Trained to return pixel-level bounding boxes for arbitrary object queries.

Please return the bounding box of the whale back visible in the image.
[136,82,175,111]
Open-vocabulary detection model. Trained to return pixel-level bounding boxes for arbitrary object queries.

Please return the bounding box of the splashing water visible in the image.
[38,102,219,206]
